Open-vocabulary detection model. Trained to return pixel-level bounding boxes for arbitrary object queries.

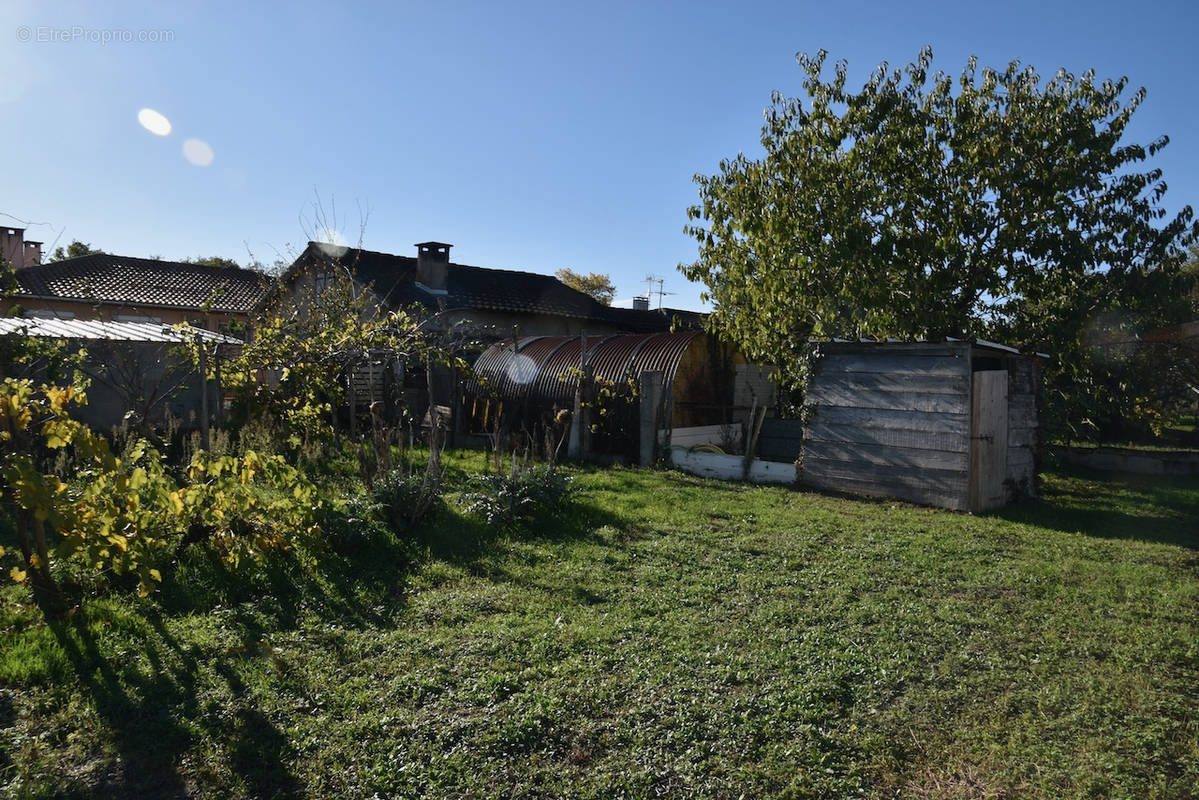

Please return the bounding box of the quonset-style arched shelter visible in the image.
[468,331,753,435]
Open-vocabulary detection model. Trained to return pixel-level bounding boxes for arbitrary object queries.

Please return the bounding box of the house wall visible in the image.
[66,341,212,433]
[800,342,975,510]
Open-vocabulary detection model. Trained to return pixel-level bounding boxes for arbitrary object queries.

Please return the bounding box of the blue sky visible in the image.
[2,0,1196,310]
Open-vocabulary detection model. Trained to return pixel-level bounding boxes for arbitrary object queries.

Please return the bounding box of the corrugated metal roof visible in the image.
[530,335,605,405]
[810,337,1044,357]
[471,331,703,405]
[0,317,242,345]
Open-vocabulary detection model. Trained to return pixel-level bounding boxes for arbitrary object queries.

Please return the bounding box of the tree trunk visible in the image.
[16,512,62,614]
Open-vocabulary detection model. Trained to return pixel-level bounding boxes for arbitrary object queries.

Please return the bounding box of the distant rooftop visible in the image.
[12,253,271,313]
[295,242,704,333]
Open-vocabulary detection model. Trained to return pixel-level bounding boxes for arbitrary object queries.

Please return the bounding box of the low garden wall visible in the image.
[1054,445,1199,476]
[667,448,796,486]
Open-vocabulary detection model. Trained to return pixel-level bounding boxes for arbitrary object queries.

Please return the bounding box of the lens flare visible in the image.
[137,108,172,136]
[182,138,214,167]
[505,353,537,385]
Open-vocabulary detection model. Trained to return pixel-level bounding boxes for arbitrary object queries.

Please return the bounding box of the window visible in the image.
[314,271,332,293]
[114,313,163,323]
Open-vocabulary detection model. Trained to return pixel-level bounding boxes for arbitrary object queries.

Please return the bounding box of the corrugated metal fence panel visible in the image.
[801,344,972,510]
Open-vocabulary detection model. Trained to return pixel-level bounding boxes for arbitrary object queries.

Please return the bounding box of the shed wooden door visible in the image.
[969,370,1008,512]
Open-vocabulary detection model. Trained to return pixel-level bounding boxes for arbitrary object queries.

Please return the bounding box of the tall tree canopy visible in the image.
[184,255,243,270]
[49,240,102,262]
[555,268,616,305]
[682,48,1197,437]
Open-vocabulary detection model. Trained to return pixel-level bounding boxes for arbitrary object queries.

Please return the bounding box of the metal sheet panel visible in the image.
[0,317,242,344]
[471,331,704,406]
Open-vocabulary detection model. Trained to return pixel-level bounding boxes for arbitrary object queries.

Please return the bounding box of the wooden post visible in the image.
[213,347,224,429]
[568,331,587,460]
[639,371,664,466]
[579,365,594,461]
[197,336,210,451]
[742,403,766,481]
[348,368,358,438]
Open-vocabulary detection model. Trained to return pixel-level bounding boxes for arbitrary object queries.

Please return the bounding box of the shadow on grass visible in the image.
[411,494,626,570]
[25,480,622,797]
[31,505,422,797]
[49,610,299,799]
[157,505,418,631]
[994,465,1199,550]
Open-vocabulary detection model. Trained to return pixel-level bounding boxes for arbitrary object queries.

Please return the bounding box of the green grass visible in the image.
[1,456,1196,798]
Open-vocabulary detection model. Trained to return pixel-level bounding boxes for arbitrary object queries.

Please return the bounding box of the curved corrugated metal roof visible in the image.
[471,331,702,405]
[471,336,557,399]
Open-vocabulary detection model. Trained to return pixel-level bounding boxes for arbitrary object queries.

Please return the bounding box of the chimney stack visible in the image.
[415,241,451,294]
[1,227,26,270]
[24,240,42,267]
[632,296,650,311]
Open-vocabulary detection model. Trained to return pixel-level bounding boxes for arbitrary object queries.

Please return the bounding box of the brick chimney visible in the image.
[24,240,42,267]
[415,241,451,295]
[1,227,25,270]
[632,296,650,311]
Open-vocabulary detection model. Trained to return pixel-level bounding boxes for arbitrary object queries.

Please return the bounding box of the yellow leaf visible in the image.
[28,554,42,569]
[129,467,148,490]
[168,491,184,515]
[10,566,26,583]
[148,568,162,582]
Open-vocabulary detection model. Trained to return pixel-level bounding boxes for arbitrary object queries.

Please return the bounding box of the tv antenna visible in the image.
[643,274,676,310]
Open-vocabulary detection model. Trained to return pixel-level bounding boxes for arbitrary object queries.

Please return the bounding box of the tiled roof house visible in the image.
[5,253,271,329]
[279,241,701,338]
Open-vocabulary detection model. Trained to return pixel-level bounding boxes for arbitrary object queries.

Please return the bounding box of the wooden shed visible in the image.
[800,340,1040,512]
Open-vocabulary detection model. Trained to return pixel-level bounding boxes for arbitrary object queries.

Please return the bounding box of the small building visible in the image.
[799,340,1041,512]
[275,241,703,338]
[0,317,240,434]
[267,241,706,431]
[469,331,766,459]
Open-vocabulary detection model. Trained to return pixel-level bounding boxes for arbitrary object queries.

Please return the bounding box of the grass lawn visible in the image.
[1,458,1196,798]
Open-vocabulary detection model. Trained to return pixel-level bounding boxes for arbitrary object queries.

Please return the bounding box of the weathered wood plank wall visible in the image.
[1005,358,1039,496]
[800,343,974,510]
[757,418,804,462]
